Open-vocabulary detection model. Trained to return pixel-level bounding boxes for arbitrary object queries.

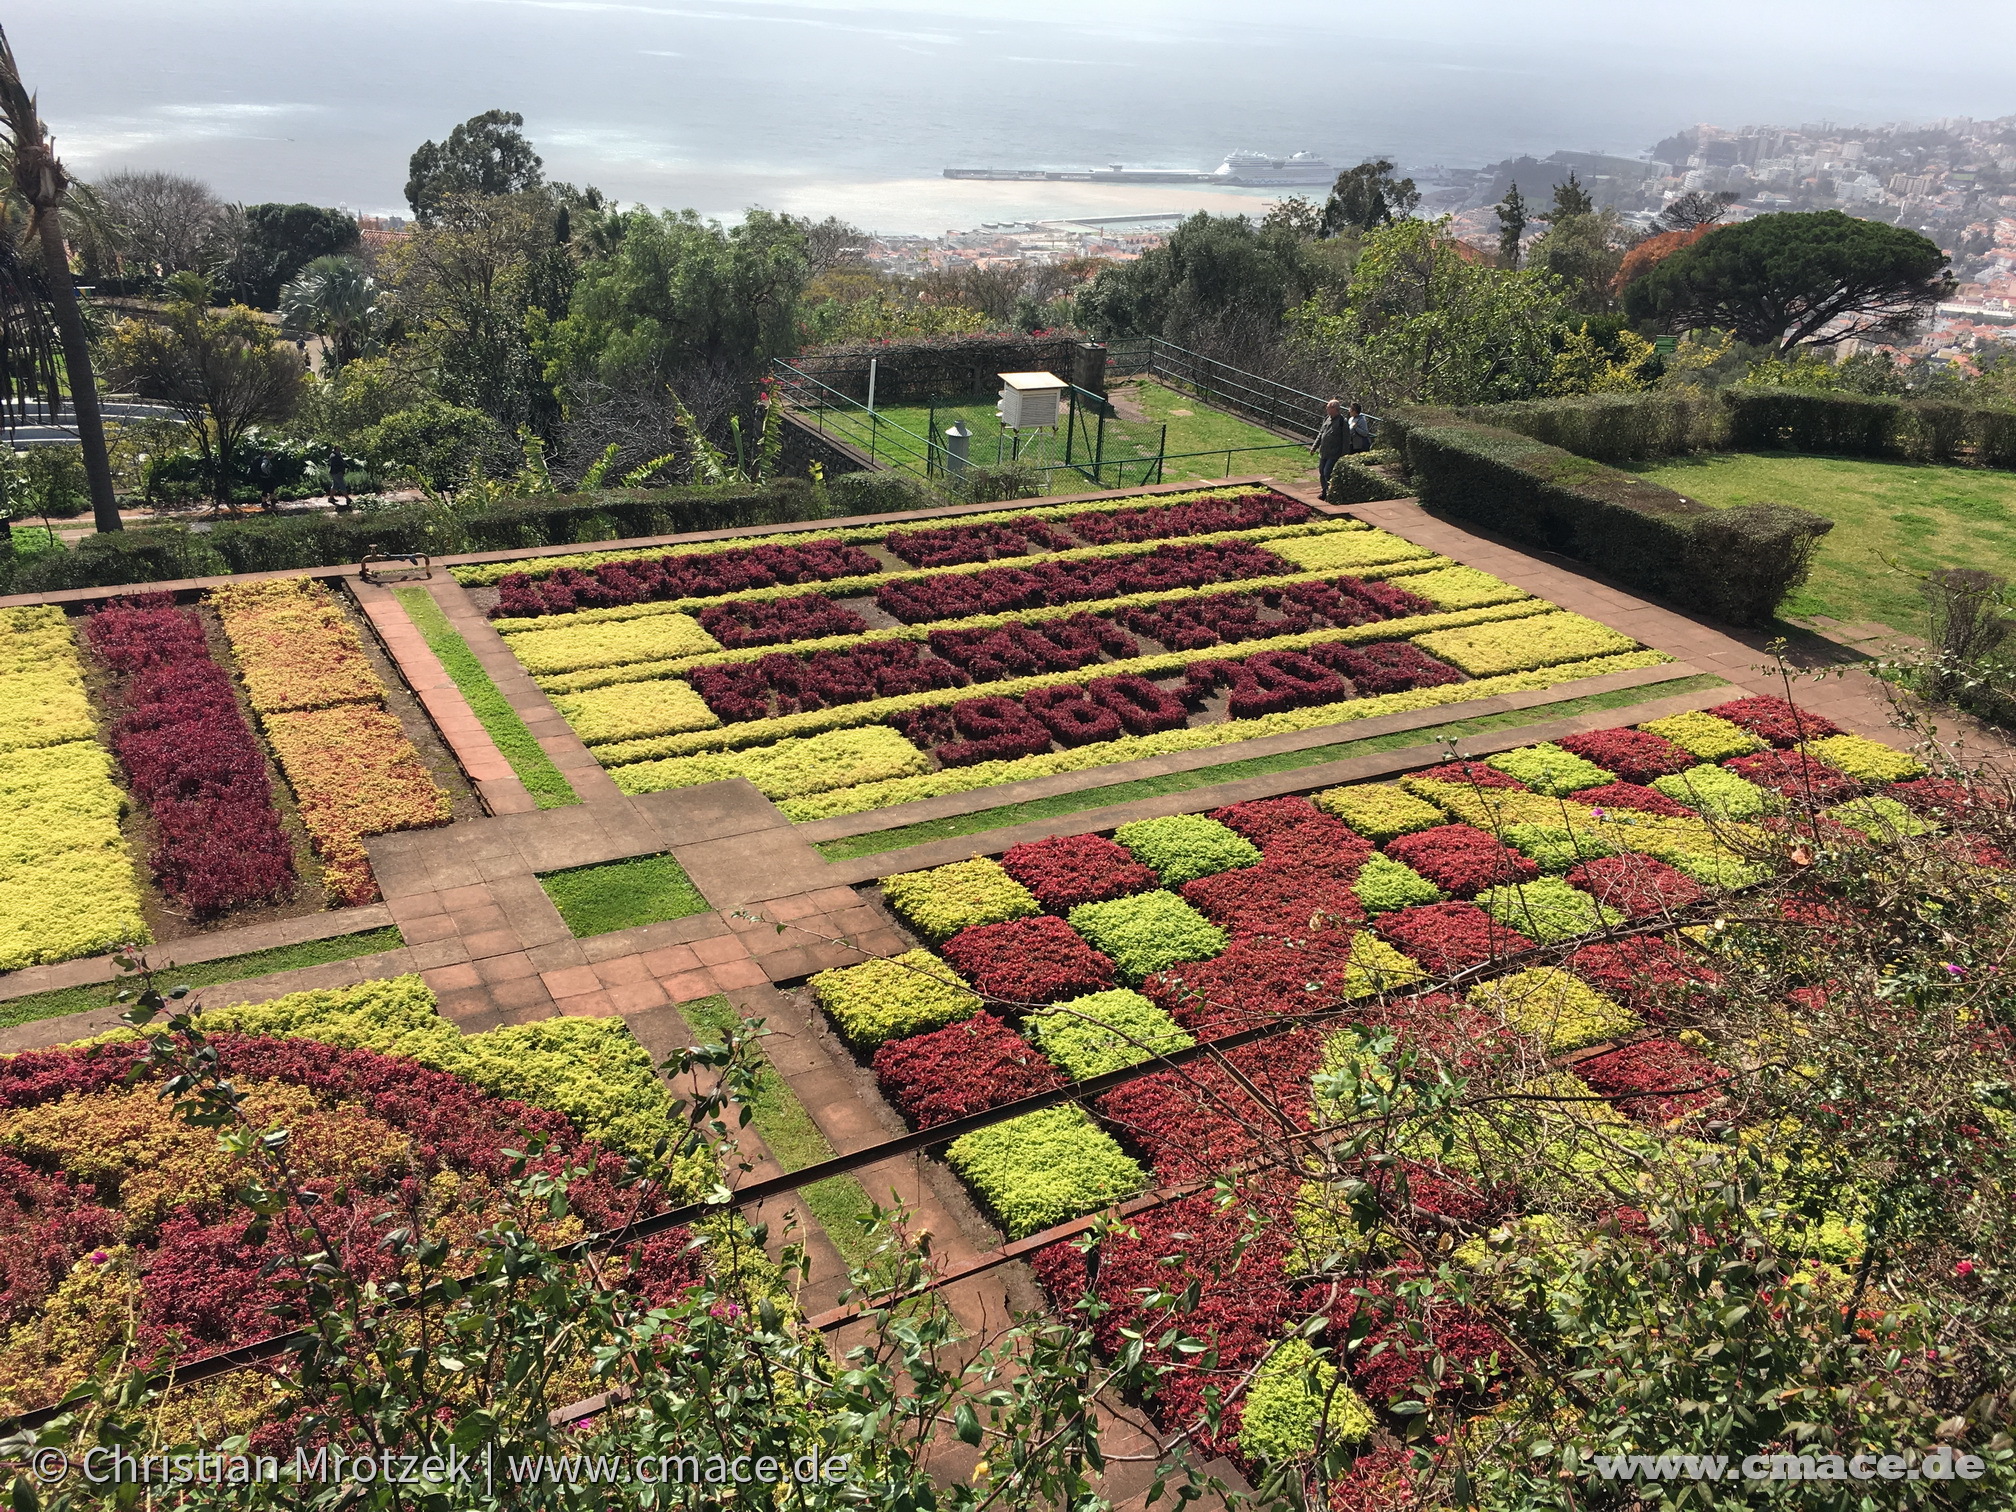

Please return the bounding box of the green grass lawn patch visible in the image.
[394,586,578,808]
[813,379,1311,493]
[678,994,881,1267]
[813,674,1729,861]
[0,925,406,1031]
[1628,452,2016,631]
[538,853,710,936]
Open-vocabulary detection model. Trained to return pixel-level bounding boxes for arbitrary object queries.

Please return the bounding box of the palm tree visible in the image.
[0,26,119,531]
[278,254,379,368]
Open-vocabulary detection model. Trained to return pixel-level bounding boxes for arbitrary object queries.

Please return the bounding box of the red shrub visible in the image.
[1180,865,1364,941]
[696,593,868,649]
[1322,1279,1511,1406]
[1115,590,1320,650]
[1258,818,1376,877]
[1566,854,1706,917]
[872,1013,1065,1128]
[929,694,1054,766]
[1059,490,1310,544]
[1000,833,1159,912]
[1565,936,1716,1017]
[1096,1028,1325,1180]
[688,639,969,723]
[1574,1038,1724,1125]
[1211,795,1326,842]
[1708,695,1844,747]
[1569,780,1696,817]
[0,1155,120,1327]
[628,1228,706,1307]
[884,517,1075,568]
[1384,825,1538,897]
[1023,684,1124,746]
[1890,776,2009,821]
[1146,935,1359,1036]
[1372,903,1535,975]
[1085,673,1188,734]
[1725,748,1861,803]
[1183,649,1351,717]
[492,539,879,618]
[85,601,296,916]
[1556,727,1695,783]
[1410,760,1525,790]
[874,540,1295,623]
[940,915,1117,1005]
[1306,639,1464,695]
[927,613,1134,680]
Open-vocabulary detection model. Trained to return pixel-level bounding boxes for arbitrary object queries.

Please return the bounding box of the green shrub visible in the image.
[1067,892,1226,983]
[1801,734,1924,783]
[1469,967,1637,1052]
[1351,854,1445,913]
[1825,794,1935,841]
[1322,456,1412,504]
[1315,782,1447,843]
[1238,1339,1376,1461]
[944,1105,1147,1238]
[1112,815,1261,887]
[1447,391,1727,463]
[1651,763,1774,818]
[1401,421,1831,626]
[823,471,938,518]
[1486,742,1616,796]
[1503,822,1618,874]
[1027,989,1193,1078]
[1473,877,1623,942]
[1638,712,1765,762]
[1662,849,1770,890]
[880,857,1039,943]
[810,949,980,1048]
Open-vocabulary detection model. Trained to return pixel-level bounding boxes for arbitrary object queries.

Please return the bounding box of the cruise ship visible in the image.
[944,151,1335,188]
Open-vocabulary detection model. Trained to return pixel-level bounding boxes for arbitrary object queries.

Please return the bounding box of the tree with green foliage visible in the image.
[211,201,362,309]
[405,108,545,222]
[1320,158,1420,236]
[1494,181,1528,269]
[103,292,305,509]
[540,208,809,395]
[278,254,379,367]
[1073,211,1317,341]
[1626,209,1956,352]
[1289,217,1567,408]
[356,396,512,495]
[1657,187,1741,232]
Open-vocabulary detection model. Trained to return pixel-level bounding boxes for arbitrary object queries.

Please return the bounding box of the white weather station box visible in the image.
[995,371,1069,430]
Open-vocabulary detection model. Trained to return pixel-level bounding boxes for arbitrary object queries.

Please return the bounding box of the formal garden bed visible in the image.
[0,975,726,1435]
[460,485,1671,825]
[776,693,1964,1475]
[0,581,464,979]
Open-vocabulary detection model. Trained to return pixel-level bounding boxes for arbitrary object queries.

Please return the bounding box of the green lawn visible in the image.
[538,853,710,936]
[1629,452,2016,631]
[0,926,406,1031]
[395,587,578,808]
[812,378,1310,493]
[813,673,1729,861]
[678,994,881,1268]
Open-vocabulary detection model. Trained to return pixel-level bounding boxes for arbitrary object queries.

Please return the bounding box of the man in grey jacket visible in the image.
[1310,399,1347,490]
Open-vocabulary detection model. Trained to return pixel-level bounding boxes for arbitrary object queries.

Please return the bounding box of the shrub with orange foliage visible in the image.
[1613,224,1718,294]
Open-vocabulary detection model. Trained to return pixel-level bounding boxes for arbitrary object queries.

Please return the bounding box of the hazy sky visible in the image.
[13,0,2015,231]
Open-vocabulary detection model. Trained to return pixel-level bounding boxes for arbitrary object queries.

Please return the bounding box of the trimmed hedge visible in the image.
[944,1105,1146,1238]
[810,949,981,1048]
[1400,421,1830,626]
[1112,815,1261,887]
[2,482,817,592]
[1027,989,1193,1078]
[1321,456,1414,505]
[1067,891,1226,983]
[881,857,1039,943]
[1452,391,1727,463]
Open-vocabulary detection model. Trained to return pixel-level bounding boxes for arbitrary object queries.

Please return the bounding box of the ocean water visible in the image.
[16,0,2015,233]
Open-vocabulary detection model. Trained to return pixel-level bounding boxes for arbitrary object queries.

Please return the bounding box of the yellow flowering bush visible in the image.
[810,949,982,1048]
[1469,967,1638,1052]
[610,725,931,800]
[1267,529,1442,573]
[211,577,383,713]
[263,707,452,903]
[880,858,1039,943]
[551,679,721,746]
[503,614,723,676]
[1412,611,1639,677]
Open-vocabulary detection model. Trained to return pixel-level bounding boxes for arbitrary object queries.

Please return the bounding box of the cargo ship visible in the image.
[944,150,1335,188]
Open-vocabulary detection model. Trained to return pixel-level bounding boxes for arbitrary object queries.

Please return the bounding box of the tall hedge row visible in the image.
[1392,389,2016,470]
[1401,422,1830,626]
[2,480,818,593]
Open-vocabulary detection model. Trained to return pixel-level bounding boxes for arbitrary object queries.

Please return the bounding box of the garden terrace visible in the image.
[775,693,1951,1472]
[468,484,1672,824]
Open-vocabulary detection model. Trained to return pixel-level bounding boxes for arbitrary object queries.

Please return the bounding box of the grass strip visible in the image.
[678,994,881,1268]
[0,926,406,1031]
[538,853,711,937]
[393,586,578,809]
[813,673,1730,861]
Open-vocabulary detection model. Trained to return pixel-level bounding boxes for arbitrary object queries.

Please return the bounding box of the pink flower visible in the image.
[1956,1260,1976,1277]
[91,1250,109,1264]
